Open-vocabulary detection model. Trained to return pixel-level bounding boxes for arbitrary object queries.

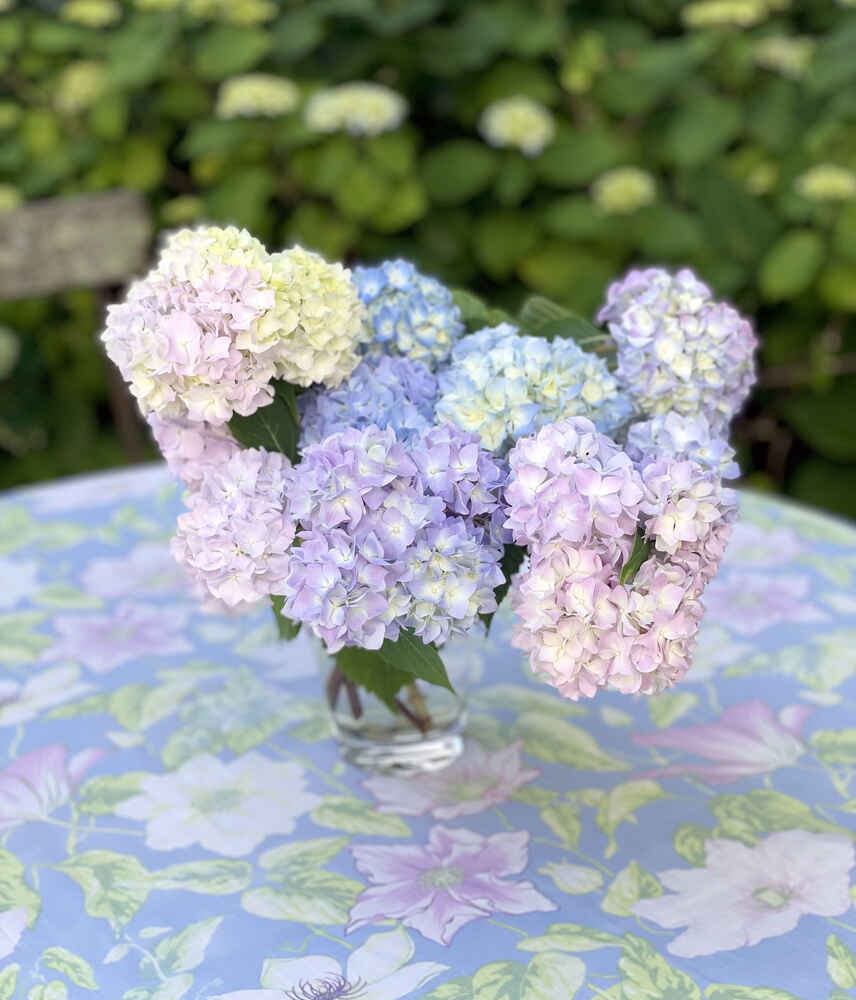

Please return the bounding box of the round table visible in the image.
[1,464,855,1000]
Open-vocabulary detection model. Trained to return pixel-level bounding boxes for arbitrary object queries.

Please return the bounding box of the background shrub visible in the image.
[1,0,856,518]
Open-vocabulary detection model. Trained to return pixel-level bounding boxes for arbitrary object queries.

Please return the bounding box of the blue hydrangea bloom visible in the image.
[435,324,633,452]
[353,259,464,368]
[298,355,438,446]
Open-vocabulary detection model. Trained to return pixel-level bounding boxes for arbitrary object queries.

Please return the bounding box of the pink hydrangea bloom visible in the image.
[0,744,105,831]
[634,831,854,957]
[148,414,241,490]
[171,447,295,609]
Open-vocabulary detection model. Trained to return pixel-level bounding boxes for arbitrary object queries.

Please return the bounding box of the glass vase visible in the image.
[317,640,477,775]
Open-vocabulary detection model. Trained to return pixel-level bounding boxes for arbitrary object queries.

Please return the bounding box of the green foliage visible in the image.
[1,1,855,517]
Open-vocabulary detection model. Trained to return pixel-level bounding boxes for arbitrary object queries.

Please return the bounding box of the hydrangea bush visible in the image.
[103,223,757,715]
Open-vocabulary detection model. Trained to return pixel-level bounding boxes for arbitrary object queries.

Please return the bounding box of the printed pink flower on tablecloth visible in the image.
[0,744,106,831]
[41,601,191,673]
[362,741,538,819]
[633,700,810,784]
[347,825,555,945]
[704,571,827,636]
[634,830,854,957]
[81,541,186,599]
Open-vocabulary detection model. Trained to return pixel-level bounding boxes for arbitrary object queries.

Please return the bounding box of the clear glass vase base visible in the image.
[332,719,467,775]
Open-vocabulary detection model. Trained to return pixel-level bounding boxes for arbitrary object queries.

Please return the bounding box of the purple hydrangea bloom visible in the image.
[171,447,295,611]
[598,267,758,430]
[277,425,504,652]
[354,259,464,368]
[626,412,740,480]
[148,414,241,490]
[299,354,438,446]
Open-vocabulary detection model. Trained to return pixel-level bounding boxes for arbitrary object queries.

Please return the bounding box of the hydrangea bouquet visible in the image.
[103,226,756,765]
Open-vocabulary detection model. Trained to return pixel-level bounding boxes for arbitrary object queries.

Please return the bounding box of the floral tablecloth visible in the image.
[1,464,856,1000]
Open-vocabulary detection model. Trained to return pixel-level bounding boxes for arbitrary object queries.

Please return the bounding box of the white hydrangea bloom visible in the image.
[795,164,856,201]
[478,95,556,157]
[754,35,815,78]
[682,0,767,27]
[304,82,408,137]
[216,75,300,119]
[54,61,106,114]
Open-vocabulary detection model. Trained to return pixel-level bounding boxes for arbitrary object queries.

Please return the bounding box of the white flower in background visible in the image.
[115,752,321,856]
[591,166,656,215]
[0,557,39,608]
[795,164,856,201]
[55,61,107,115]
[682,0,767,28]
[212,927,447,1000]
[305,82,408,137]
[754,35,815,78]
[0,666,94,728]
[187,0,276,22]
[60,0,120,26]
[216,75,300,119]
[478,95,556,157]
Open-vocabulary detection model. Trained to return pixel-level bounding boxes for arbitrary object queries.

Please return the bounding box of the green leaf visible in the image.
[379,629,454,692]
[422,140,499,204]
[474,684,587,718]
[311,795,411,837]
[451,288,510,331]
[149,860,252,896]
[673,823,710,866]
[76,773,146,815]
[473,211,540,281]
[601,861,662,917]
[0,848,40,924]
[783,388,856,463]
[647,692,698,729]
[481,544,527,630]
[620,530,653,585]
[518,295,571,334]
[596,780,670,857]
[259,837,349,876]
[704,988,802,1000]
[27,982,67,1000]
[759,229,826,302]
[154,917,222,975]
[336,647,411,713]
[193,25,272,80]
[0,612,51,666]
[620,935,702,999]
[242,872,362,925]
[421,979,474,1000]
[40,948,97,990]
[710,790,846,845]
[472,953,586,1000]
[660,93,742,169]
[228,379,300,462]
[517,923,622,954]
[371,178,428,233]
[539,803,581,847]
[56,852,149,932]
[512,786,559,807]
[0,965,18,1000]
[827,935,856,990]
[536,128,629,187]
[513,712,629,771]
[271,596,300,640]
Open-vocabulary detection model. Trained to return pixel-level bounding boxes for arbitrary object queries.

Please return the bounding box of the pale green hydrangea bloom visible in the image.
[796,164,856,201]
[754,35,815,78]
[0,185,22,213]
[160,196,206,226]
[60,0,121,25]
[304,82,408,137]
[216,75,300,119]
[591,166,656,214]
[478,95,556,157]
[55,62,107,115]
[682,0,767,27]
[187,0,276,21]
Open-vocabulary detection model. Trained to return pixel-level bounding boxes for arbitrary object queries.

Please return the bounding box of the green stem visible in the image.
[493,806,513,831]
[8,725,22,761]
[41,816,143,837]
[309,925,353,950]
[828,918,856,934]
[488,917,527,937]
[123,938,167,983]
[532,837,613,876]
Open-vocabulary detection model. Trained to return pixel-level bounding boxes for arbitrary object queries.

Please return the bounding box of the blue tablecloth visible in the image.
[1,463,855,1000]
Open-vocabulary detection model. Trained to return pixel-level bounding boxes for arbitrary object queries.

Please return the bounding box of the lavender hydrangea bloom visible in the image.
[277,425,504,652]
[299,355,438,446]
[626,412,740,479]
[148,414,241,490]
[171,448,295,611]
[353,259,464,368]
[435,324,631,452]
[597,267,757,430]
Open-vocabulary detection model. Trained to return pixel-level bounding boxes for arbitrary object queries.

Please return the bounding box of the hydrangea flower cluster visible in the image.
[304,82,408,136]
[102,226,366,424]
[626,412,739,480]
[353,260,465,368]
[276,424,504,652]
[216,74,300,119]
[478,95,556,157]
[597,267,757,431]
[435,324,632,452]
[171,447,295,612]
[299,355,438,446]
[147,414,241,491]
[507,417,736,699]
